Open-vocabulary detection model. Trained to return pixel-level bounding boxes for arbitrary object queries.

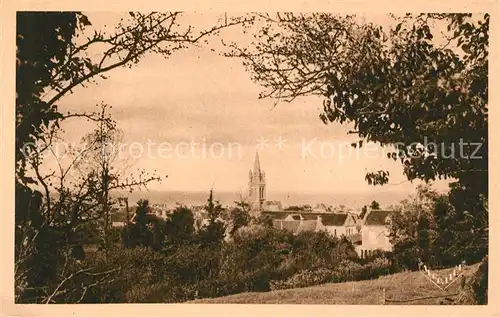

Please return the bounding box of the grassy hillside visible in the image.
[190,264,480,305]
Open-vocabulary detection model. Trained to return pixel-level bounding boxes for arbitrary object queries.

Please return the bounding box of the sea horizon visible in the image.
[112,187,442,210]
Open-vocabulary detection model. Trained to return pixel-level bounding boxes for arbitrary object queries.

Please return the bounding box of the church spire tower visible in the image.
[253,151,261,174]
[249,151,266,214]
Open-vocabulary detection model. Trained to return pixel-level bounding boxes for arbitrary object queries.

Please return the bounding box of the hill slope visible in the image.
[191,264,479,305]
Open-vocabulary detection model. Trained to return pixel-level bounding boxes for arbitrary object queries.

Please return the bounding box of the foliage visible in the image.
[228,206,251,236]
[15,184,64,302]
[122,200,165,250]
[472,256,488,304]
[361,257,393,279]
[15,11,253,302]
[389,185,487,270]
[233,197,252,214]
[445,184,488,264]
[220,226,294,292]
[15,12,81,302]
[270,268,337,290]
[16,12,84,183]
[164,206,196,246]
[360,205,368,219]
[164,243,222,286]
[370,201,380,209]
[284,205,313,211]
[197,190,226,246]
[228,13,488,198]
[228,15,489,301]
[78,246,167,303]
[270,257,393,291]
[71,104,160,253]
[255,213,274,228]
[456,256,488,305]
[17,12,253,178]
[289,231,357,271]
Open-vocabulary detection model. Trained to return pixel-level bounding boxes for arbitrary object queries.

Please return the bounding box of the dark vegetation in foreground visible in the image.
[17,187,487,304]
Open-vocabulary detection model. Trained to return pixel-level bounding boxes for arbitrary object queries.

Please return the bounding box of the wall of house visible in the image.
[322,225,344,237]
[344,215,357,236]
[284,214,301,221]
[345,225,356,236]
[315,215,357,238]
[361,225,392,251]
[322,225,357,237]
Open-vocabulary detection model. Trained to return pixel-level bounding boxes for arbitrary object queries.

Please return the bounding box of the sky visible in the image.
[46,12,451,196]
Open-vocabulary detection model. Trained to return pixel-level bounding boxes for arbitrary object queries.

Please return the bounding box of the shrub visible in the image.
[457,256,488,305]
[271,257,394,291]
[336,260,364,281]
[473,256,488,304]
[270,268,337,290]
[289,231,357,271]
[359,257,392,280]
[80,246,168,303]
[164,243,222,285]
[124,283,172,303]
[207,226,293,295]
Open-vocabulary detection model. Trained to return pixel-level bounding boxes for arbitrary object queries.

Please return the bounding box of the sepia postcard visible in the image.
[1,0,499,316]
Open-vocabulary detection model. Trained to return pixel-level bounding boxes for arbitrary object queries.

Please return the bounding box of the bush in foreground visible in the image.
[270,257,393,291]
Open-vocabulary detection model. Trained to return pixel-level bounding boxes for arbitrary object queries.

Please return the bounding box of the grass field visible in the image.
[190,264,480,305]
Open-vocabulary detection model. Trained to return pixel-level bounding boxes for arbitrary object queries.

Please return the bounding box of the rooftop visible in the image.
[364,209,393,226]
[320,213,349,226]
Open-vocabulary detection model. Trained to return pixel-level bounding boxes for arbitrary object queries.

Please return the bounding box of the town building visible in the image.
[263,200,283,212]
[272,213,318,234]
[357,209,393,258]
[267,211,361,239]
[311,203,330,213]
[248,151,266,216]
[317,213,358,237]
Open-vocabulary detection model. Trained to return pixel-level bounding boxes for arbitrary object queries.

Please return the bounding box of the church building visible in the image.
[248,151,266,216]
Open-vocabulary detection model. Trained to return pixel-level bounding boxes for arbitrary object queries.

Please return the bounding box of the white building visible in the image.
[317,213,357,237]
[357,209,393,258]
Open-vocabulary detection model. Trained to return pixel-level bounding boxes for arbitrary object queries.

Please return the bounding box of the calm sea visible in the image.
[112,189,419,210]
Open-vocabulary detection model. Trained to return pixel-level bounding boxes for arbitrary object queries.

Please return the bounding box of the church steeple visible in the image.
[253,151,261,175]
[248,150,266,215]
